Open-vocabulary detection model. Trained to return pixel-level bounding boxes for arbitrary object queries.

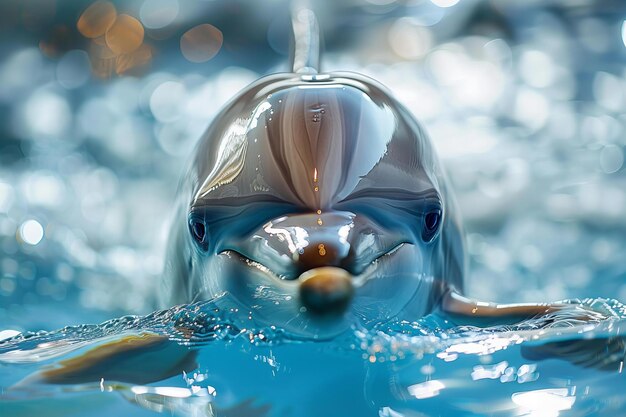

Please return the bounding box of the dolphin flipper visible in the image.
[9,333,276,416]
[441,291,626,372]
[28,334,197,386]
[441,291,607,326]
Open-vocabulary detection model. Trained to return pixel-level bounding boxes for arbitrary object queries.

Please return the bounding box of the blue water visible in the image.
[2,298,626,416]
[2,0,626,416]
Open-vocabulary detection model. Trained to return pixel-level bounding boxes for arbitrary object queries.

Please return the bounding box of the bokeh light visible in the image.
[17,90,72,140]
[56,50,91,89]
[77,1,117,39]
[140,0,180,30]
[430,0,459,8]
[19,220,44,246]
[388,17,432,60]
[105,14,145,54]
[180,24,223,63]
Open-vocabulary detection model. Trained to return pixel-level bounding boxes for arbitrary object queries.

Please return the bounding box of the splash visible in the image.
[1,298,626,416]
[2,297,624,362]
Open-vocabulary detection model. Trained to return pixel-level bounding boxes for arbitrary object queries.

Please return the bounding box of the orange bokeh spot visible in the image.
[77,1,117,39]
[116,44,153,75]
[180,24,223,63]
[105,14,144,55]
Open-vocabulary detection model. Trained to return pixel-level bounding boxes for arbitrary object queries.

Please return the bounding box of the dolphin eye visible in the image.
[189,217,208,249]
[425,211,440,231]
[422,210,442,242]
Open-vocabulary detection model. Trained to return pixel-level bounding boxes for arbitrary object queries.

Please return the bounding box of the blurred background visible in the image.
[0,0,625,332]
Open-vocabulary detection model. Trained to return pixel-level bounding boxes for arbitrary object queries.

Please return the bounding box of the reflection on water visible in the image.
[511,388,576,417]
[1,297,625,416]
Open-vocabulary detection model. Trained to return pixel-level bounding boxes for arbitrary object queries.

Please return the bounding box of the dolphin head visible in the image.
[164,72,465,338]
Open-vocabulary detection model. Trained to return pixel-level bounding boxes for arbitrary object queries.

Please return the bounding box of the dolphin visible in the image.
[157,6,593,338]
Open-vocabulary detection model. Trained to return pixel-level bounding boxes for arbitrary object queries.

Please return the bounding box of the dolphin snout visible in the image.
[225,211,405,316]
[241,212,360,278]
[296,237,353,274]
[298,267,353,316]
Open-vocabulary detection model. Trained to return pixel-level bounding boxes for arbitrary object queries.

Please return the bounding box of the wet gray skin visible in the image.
[160,72,466,338]
[158,70,603,339]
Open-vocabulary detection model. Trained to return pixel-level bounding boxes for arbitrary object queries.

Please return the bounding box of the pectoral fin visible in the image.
[441,291,606,326]
[39,333,197,385]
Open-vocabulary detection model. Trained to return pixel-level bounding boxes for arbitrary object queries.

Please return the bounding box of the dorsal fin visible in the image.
[290,0,320,74]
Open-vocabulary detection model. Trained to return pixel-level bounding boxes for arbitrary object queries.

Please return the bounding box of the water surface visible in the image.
[2,298,625,417]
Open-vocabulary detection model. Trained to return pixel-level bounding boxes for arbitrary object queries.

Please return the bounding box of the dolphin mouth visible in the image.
[219,242,407,286]
[220,250,290,281]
